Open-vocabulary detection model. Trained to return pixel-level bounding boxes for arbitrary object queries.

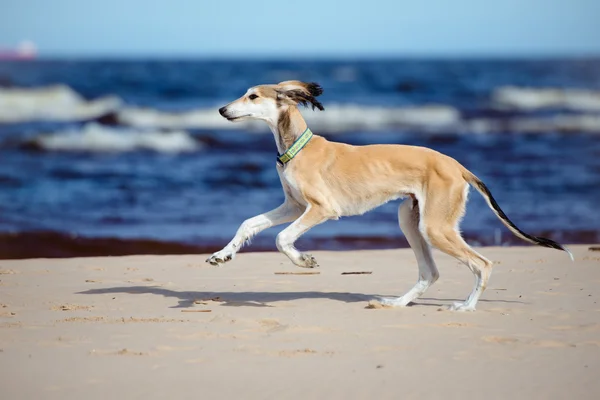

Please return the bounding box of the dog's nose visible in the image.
[219,106,227,116]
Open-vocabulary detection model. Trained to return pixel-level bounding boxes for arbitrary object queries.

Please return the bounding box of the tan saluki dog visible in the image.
[207,81,572,311]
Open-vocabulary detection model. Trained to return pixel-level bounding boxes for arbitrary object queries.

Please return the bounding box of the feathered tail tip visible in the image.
[534,236,574,262]
[564,246,575,262]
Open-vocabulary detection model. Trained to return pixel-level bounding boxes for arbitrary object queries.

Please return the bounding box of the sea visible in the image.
[0,59,599,258]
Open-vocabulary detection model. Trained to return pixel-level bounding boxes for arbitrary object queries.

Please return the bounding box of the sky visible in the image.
[1,0,599,57]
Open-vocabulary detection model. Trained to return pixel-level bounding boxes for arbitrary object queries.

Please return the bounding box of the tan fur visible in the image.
[209,81,569,311]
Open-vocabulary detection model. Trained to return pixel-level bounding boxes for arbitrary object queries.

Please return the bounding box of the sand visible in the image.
[1,245,599,399]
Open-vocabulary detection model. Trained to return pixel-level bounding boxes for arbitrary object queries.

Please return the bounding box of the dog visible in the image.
[206,80,572,311]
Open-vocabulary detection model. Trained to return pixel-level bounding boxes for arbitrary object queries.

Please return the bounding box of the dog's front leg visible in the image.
[206,201,303,265]
[276,205,329,268]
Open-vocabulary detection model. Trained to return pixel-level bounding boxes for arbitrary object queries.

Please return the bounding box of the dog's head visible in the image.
[219,81,324,123]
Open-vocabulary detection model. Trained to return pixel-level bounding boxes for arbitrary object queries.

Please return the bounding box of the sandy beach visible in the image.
[1,245,599,399]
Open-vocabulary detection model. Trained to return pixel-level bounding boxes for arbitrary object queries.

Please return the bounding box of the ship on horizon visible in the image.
[0,41,37,60]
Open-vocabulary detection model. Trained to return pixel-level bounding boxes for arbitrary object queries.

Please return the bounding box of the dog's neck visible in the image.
[266,106,307,155]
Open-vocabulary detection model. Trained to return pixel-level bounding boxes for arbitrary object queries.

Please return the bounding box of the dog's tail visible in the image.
[461,167,573,261]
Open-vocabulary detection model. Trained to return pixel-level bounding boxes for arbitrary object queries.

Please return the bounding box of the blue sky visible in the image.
[1,0,599,57]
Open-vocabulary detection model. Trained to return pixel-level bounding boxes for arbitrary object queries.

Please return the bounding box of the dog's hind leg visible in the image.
[422,182,493,311]
[379,197,439,307]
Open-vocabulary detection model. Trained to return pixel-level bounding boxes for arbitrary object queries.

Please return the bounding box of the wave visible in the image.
[492,86,600,112]
[117,106,229,130]
[27,123,200,153]
[464,114,600,133]
[117,105,600,133]
[3,85,600,134]
[0,85,122,123]
[117,104,461,132]
[304,104,460,132]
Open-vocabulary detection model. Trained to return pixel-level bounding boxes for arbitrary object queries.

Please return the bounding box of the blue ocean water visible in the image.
[0,59,599,258]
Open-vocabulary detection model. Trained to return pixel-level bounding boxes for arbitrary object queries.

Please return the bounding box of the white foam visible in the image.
[304,104,460,132]
[117,107,232,130]
[507,114,600,133]
[492,86,600,112]
[117,103,600,133]
[31,123,200,153]
[463,114,600,133]
[118,104,461,132]
[0,85,122,123]
[5,85,600,135]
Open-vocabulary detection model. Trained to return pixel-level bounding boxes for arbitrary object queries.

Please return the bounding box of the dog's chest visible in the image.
[279,167,307,206]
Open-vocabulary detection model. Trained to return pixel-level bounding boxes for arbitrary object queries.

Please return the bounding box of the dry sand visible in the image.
[1,245,599,399]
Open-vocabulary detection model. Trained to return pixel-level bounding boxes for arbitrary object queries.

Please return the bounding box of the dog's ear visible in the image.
[276,81,324,111]
[278,81,323,98]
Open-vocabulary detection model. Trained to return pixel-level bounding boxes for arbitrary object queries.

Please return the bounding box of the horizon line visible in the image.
[25,51,600,61]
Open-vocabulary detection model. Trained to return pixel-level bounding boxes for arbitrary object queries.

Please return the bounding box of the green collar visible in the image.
[276,128,313,166]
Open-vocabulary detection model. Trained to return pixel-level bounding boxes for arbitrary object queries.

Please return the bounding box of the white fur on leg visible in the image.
[275,206,326,268]
[206,201,302,265]
[446,274,486,311]
[378,199,439,307]
[378,280,433,307]
[447,256,490,311]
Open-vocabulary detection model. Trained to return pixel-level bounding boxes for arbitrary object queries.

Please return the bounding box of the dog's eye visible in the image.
[248,94,259,100]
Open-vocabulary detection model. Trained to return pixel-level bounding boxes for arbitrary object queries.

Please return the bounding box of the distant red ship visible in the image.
[0,41,37,60]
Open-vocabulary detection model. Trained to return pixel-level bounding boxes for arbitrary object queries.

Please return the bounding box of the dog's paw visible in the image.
[376,296,411,307]
[296,253,319,268]
[205,250,234,266]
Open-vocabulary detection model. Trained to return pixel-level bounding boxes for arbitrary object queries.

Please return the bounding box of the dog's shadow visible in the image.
[77,286,526,309]
[77,286,376,308]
